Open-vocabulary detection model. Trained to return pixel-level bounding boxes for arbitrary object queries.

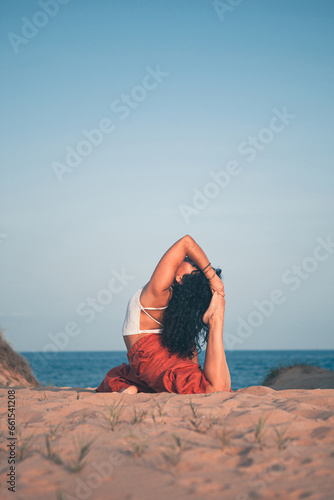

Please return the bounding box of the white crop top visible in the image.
[122,287,170,337]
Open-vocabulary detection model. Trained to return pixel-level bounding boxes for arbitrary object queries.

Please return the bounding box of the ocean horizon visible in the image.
[21,349,334,391]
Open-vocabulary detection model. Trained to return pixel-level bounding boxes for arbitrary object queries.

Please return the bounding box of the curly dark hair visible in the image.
[160,266,222,360]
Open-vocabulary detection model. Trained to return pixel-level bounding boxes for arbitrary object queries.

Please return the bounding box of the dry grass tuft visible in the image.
[68,439,93,472]
[45,434,63,465]
[162,434,184,476]
[216,420,230,450]
[255,416,267,449]
[17,433,34,461]
[151,397,167,416]
[188,397,204,433]
[127,430,148,457]
[274,426,289,450]
[132,407,148,424]
[0,330,40,387]
[105,397,124,431]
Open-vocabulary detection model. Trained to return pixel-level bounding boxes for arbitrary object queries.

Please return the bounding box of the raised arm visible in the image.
[144,235,223,299]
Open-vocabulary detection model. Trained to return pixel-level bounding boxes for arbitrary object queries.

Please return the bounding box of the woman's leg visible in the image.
[203,292,231,392]
[95,362,155,393]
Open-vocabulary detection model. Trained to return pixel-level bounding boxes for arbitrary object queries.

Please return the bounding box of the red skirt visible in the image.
[95,333,211,394]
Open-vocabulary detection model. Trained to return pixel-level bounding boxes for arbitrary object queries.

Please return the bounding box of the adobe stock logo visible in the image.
[178,106,296,224]
[51,64,169,182]
[224,235,334,350]
[213,0,245,22]
[7,0,71,54]
[30,268,134,370]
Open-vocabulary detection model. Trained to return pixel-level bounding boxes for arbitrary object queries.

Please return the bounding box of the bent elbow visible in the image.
[183,234,194,249]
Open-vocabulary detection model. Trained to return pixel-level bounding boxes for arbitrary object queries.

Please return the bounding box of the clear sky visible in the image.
[0,0,333,352]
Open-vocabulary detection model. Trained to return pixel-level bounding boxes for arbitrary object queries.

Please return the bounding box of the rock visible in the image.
[263,364,334,390]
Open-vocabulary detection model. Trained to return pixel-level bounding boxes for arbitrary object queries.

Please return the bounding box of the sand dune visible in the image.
[0,332,40,388]
[1,380,333,500]
[1,336,333,500]
[263,364,334,390]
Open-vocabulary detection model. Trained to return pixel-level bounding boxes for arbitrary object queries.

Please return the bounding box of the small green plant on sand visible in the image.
[255,416,267,449]
[216,420,230,450]
[105,397,124,431]
[132,407,148,424]
[127,430,148,457]
[206,415,219,430]
[189,398,198,418]
[17,434,33,461]
[48,424,62,440]
[162,434,184,476]
[152,397,167,416]
[188,397,203,433]
[45,435,63,465]
[68,439,93,473]
[274,427,289,450]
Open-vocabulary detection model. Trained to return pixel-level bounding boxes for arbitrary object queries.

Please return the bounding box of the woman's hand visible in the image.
[209,273,225,297]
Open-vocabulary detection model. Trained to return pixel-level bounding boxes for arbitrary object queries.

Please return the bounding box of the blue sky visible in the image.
[0,0,333,352]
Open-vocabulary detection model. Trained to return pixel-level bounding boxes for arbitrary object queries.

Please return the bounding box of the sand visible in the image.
[1,370,334,500]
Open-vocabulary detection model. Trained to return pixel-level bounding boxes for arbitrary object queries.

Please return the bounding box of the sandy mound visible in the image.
[0,330,40,388]
[0,338,333,499]
[263,364,334,390]
[0,386,333,500]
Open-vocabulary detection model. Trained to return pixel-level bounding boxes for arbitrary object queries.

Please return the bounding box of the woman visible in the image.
[95,235,231,394]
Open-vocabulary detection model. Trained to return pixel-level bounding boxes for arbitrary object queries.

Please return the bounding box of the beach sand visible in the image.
[1,369,334,500]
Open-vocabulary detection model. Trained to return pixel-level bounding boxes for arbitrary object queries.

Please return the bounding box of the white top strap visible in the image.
[143,305,168,310]
[141,308,164,327]
[138,287,171,328]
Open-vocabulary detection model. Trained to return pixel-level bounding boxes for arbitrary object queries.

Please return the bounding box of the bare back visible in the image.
[123,284,172,350]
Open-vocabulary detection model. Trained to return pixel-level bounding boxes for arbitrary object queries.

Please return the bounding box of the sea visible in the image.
[21,350,334,391]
